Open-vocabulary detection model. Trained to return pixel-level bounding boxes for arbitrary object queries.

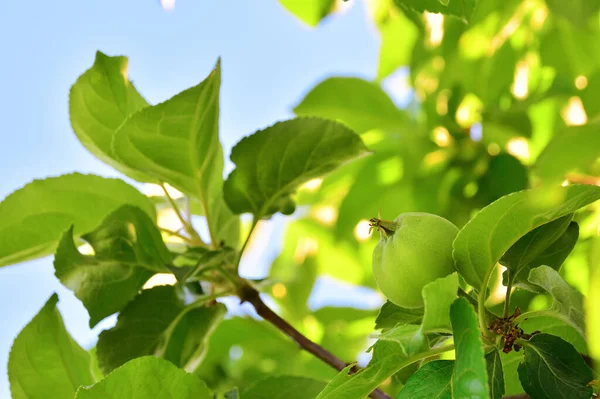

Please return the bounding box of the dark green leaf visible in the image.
[223,117,369,219]
[393,0,477,23]
[97,285,225,374]
[75,356,212,399]
[476,153,529,205]
[486,349,505,399]
[0,173,155,267]
[113,60,239,248]
[243,376,327,399]
[69,51,150,180]
[518,334,593,399]
[54,205,171,327]
[450,297,489,398]
[278,0,335,26]
[8,294,95,399]
[396,360,453,399]
[293,78,407,133]
[374,301,423,331]
[453,184,600,289]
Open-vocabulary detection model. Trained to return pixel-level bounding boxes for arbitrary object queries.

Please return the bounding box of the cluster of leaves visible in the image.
[2,0,600,398]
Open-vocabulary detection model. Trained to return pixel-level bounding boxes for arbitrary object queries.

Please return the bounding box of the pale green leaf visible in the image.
[393,0,478,23]
[377,12,419,79]
[545,0,600,26]
[453,184,600,289]
[69,51,151,180]
[293,78,407,133]
[450,297,489,399]
[519,314,587,353]
[223,117,369,218]
[396,360,453,399]
[374,301,423,331]
[8,294,95,399]
[278,0,335,26]
[0,173,155,267]
[420,273,458,333]
[243,376,327,399]
[75,356,212,399]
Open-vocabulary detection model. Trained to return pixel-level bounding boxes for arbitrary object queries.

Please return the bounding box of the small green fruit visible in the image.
[371,212,458,308]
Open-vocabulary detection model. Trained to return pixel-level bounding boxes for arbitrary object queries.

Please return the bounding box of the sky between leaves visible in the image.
[0,1,399,396]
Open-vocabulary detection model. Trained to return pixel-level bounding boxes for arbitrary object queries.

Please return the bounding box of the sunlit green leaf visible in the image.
[377,12,419,79]
[374,301,423,331]
[393,0,478,23]
[0,173,155,268]
[224,118,369,219]
[545,0,600,26]
[396,360,453,398]
[518,334,593,399]
[75,356,212,399]
[8,294,95,399]
[278,0,335,26]
[243,376,327,399]
[420,272,458,333]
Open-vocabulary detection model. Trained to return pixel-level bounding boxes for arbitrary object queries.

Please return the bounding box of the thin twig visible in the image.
[239,284,393,399]
[503,270,513,319]
[235,217,258,272]
[160,182,205,246]
[159,227,193,243]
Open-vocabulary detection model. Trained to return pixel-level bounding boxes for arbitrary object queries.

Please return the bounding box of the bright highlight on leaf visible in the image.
[562,97,588,126]
[512,59,529,99]
[354,219,372,241]
[425,12,444,46]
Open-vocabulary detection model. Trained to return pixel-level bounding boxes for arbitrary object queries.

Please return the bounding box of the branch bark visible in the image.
[239,285,393,399]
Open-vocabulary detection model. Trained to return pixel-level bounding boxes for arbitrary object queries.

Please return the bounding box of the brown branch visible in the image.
[239,285,393,399]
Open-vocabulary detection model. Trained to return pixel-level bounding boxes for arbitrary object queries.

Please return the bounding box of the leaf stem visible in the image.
[159,227,193,243]
[503,270,514,319]
[478,265,497,339]
[160,182,205,246]
[235,217,258,273]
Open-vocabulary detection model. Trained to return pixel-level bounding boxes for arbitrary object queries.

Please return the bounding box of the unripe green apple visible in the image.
[370,212,459,308]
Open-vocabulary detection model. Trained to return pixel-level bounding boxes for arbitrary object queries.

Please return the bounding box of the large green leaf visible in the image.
[393,0,477,23]
[517,334,593,399]
[223,117,369,219]
[453,184,600,289]
[293,78,407,133]
[534,123,600,183]
[0,173,155,267]
[485,349,505,399]
[420,272,458,334]
[97,285,225,374]
[242,376,327,399]
[69,51,150,180]
[396,360,453,399]
[519,314,587,354]
[377,12,420,80]
[545,0,600,26]
[113,60,239,248]
[8,294,95,399]
[75,356,212,399]
[54,205,171,327]
[374,301,423,331]
[527,266,586,335]
[278,0,335,26]
[450,298,489,399]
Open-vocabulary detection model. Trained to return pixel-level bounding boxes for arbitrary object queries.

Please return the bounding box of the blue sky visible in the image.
[0,1,385,395]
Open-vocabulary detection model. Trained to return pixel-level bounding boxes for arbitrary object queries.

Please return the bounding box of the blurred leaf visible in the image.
[486,349,505,399]
[377,12,419,79]
[517,334,593,399]
[75,356,212,399]
[243,376,326,399]
[527,266,585,335]
[374,301,423,330]
[540,24,600,79]
[420,272,458,333]
[453,184,600,289]
[69,51,150,180]
[113,60,239,248]
[293,78,407,133]
[278,0,335,26]
[588,237,600,371]
[545,0,600,26]
[97,285,225,374]
[535,123,600,183]
[396,360,453,398]
[224,118,369,219]
[476,153,529,205]
[0,173,155,268]
[450,298,489,398]
[8,294,95,399]
[393,0,478,23]
[54,205,171,327]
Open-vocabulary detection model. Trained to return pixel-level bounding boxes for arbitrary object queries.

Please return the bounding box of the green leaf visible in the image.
[113,60,239,248]
[517,334,593,399]
[486,349,505,399]
[223,117,369,219]
[393,0,477,23]
[242,376,327,399]
[315,325,425,399]
[97,285,226,374]
[527,266,586,335]
[293,78,407,133]
[450,297,489,399]
[476,153,530,205]
[377,12,420,79]
[509,221,579,292]
[75,356,212,399]
[374,301,423,331]
[453,184,600,289]
[500,350,525,396]
[54,205,172,327]
[535,123,600,183]
[519,314,587,353]
[589,237,600,370]
[8,294,95,399]
[69,51,150,180]
[278,0,335,26]
[420,272,458,333]
[270,254,318,322]
[396,360,453,399]
[545,0,600,26]
[0,173,155,267]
